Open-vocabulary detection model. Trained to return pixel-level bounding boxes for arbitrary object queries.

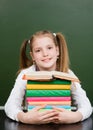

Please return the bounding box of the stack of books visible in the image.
[23,71,79,112]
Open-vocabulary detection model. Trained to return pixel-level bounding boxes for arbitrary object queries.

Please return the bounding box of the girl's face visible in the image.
[30,36,59,71]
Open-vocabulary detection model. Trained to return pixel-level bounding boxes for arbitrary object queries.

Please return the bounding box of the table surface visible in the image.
[0,110,93,130]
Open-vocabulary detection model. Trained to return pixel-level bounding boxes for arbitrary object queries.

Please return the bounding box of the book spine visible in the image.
[26,97,71,102]
[28,108,71,111]
[26,84,71,90]
[27,101,71,105]
[27,79,71,85]
[27,105,71,109]
[26,90,71,97]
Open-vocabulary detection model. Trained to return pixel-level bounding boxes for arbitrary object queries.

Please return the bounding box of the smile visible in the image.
[42,58,51,62]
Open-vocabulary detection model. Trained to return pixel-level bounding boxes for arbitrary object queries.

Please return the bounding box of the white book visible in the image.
[22,71,80,82]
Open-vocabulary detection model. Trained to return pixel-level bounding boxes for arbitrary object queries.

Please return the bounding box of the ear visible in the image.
[30,52,34,60]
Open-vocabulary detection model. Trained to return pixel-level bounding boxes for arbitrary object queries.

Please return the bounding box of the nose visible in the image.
[42,49,48,56]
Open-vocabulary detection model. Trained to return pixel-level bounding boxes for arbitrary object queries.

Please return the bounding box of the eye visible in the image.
[35,49,41,52]
[48,46,52,50]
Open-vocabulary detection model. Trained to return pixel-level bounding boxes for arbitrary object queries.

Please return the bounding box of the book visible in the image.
[26,90,71,97]
[27,101,71,105]
[26,84,71,90]
[26,97,71,102]
[27,79,71,85]
[23,71,78,112]
[27,105,77,111]
[23,71,80,82]
[27,105,72,109]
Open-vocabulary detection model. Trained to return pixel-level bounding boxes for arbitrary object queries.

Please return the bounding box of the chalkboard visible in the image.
[0,0,93,106]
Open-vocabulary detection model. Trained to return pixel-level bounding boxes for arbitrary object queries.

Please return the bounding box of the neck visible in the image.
[35,65,57,71]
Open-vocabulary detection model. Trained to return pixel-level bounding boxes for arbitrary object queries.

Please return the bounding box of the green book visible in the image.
[27,79,71,85]
[26,90,71,97]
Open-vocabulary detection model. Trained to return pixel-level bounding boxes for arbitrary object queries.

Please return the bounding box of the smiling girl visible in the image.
[4,30,92,124]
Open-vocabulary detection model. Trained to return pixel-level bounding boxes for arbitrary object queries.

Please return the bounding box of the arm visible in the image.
[52,107,83,124]
[52,81,92,124]
[17,105,59,124]
[4,68,59,124]
[4,71,27,121]
[71,81,93,121]
[69,70,92,121]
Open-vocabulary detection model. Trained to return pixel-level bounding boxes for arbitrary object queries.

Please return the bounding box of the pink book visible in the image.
[26,97,71,102]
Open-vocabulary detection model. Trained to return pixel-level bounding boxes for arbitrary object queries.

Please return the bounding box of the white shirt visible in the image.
[4,65,93,121]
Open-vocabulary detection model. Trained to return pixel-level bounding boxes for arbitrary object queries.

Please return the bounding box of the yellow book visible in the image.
[26,84,71,90]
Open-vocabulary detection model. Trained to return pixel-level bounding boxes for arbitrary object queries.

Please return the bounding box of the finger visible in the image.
[52,119,59,123]
[42,116,59,123]
[33,104,46,111]
[40,110,59,120]
[39,109,56,115]
[52,106,66,112]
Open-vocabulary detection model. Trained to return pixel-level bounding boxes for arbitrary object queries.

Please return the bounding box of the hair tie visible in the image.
[28,40,30,44]
[53,33,56,37]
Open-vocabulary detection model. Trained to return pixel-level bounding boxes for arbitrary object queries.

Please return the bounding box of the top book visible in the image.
[22,71,80,82]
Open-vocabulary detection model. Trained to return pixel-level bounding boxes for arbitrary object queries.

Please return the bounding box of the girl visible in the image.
[4,30,92,124]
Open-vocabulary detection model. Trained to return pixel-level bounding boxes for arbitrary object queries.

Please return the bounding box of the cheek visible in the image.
[33,53,41,60]
[51,50,58,57]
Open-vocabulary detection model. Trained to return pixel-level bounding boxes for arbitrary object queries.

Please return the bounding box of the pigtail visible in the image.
[56,33,70,72]
[18,40,33,73]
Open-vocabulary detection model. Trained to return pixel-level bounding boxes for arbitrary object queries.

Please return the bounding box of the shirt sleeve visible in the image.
[4,71,27,121]
[69,70,93,121]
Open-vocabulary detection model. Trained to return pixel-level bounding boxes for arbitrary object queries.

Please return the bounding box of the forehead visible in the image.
[32,36,54,48]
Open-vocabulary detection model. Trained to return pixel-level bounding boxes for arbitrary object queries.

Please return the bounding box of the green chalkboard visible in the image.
[0,0,93,106]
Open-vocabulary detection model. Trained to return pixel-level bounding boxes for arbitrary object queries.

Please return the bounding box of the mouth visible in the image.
[42,58,51,62]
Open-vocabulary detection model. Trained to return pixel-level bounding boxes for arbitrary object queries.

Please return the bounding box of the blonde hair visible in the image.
[18,30,70,73]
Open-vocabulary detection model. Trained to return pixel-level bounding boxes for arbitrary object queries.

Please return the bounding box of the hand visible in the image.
[52,107,83,124]
[17,105,59,124]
